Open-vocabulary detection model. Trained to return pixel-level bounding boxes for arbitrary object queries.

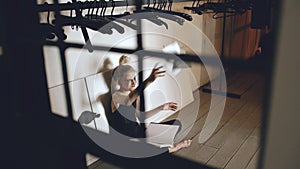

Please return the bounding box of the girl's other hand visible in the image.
[163,102,178,111]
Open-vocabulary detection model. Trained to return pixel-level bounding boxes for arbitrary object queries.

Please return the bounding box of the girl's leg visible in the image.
[159,120,192,153]
[168,139,192,153]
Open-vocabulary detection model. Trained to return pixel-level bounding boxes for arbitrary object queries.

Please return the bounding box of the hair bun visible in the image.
[119,55,130,65]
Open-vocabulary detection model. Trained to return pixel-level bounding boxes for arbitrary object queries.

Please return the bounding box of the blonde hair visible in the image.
[119,55,130,65]
[111,55,135,92]
[112,55,134,80]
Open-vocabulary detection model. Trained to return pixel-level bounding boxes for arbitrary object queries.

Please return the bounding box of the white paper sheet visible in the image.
[146,123,179,148]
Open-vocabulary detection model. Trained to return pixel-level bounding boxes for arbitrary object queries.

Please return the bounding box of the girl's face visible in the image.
[119,70,136,92]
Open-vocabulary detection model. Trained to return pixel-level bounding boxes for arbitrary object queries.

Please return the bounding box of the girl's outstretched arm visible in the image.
[127,65,165,105]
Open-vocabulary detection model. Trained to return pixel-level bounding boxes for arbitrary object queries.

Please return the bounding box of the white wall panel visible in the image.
[43,46,64,88]
[69,79,95,129]
[48,85,68,117]
[85,72,111,134]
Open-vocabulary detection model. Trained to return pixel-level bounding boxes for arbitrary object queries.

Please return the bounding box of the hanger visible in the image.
[143,0,185,25]
[53,1,115,34]
[131,0,178,29]
[86,0,136,31]
[132,11,169,29]
[106,0,138,30]
[211,0,251,19]
[106,0,131,19]
[53,1,94,52]
[84,0,125,34]
[54,14,114,34]
[184,0,223,15]
[185,0,251,17]
[39,2,67,40]
[100,0,125,34]
[143,0,193,21]
[227,0,252,14]
[184,0,204,15]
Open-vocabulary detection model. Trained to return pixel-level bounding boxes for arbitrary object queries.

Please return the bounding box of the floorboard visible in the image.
[206,103,262,168]
[224,130,260,169]
[245,149,260,169]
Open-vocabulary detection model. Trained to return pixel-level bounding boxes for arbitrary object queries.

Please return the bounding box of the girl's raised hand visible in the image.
[147,63,166,83]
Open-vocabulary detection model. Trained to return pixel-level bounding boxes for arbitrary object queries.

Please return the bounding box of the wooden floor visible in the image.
[88,71,265,169]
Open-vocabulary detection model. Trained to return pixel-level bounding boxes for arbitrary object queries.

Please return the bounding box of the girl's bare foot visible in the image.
[168,139,192,153]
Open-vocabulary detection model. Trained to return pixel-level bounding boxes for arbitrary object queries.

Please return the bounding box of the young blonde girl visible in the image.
[109,56,192,153]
